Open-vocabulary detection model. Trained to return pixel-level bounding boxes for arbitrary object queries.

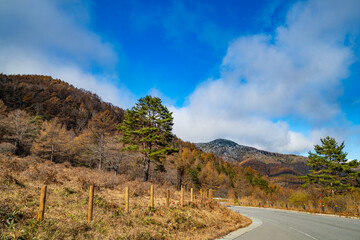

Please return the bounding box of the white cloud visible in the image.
[0,0,135,109]
[171,0,360,153]
[170,104,314,153]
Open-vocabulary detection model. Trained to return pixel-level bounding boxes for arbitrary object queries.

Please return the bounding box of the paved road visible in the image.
[229,206,360,240]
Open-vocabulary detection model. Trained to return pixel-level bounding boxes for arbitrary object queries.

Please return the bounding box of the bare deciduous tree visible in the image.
[4,109,38,155]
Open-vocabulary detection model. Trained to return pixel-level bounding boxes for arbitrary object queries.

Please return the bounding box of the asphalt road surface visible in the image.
[229,206,360,240]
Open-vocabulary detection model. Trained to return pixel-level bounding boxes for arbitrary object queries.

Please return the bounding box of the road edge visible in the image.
[238,206,360,220]
[217,207,262,240]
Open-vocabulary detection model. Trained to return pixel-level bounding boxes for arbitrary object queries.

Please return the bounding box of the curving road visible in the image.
[227,206,360,240]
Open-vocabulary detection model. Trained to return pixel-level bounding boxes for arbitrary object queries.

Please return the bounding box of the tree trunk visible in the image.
[143,143,152,182]
[14,140,19,153]
[99,133,103,170]
[15,140,24,156]
[331,182,335,196]
[177,167,184,190]
[50,142,54,162]
[143,156,150,182]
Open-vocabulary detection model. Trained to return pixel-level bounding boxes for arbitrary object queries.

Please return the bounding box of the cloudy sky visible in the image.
[1,0,360,158]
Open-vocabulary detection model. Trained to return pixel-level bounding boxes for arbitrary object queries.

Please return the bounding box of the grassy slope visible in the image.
[0,154,251,240]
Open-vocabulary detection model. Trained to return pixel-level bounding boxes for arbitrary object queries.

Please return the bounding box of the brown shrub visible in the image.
[0,142,16,155]
[22,161,58,184]
[75,167,127,190]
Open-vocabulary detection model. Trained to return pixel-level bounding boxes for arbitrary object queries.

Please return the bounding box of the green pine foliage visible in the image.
[245,170,275,194]
[117,95,178,181]
[301,136,360,194]
[187,168,201,190]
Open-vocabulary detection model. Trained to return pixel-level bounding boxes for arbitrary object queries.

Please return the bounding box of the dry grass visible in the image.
[0,154,251,239]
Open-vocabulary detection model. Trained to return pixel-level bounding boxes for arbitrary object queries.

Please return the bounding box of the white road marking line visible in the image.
[261,216,319,240]
[288,226,319,240]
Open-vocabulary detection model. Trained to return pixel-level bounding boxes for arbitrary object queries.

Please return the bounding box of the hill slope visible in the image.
[0,74,274,198]
[0,74,124,133]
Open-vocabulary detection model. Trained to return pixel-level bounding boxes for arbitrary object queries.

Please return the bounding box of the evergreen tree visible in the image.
[301,136,359,194]
[118,95,177,182]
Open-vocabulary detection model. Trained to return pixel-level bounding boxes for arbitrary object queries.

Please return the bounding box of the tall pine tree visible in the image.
[118,95,177,182]
[301,136,359,194]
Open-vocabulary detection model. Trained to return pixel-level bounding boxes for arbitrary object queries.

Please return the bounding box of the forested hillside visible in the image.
[0,74,276,199]
[0,74,358,216]
[0,74,124,133]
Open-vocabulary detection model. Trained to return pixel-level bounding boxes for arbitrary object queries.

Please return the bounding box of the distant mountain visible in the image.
[195,139,310,185]
[195,138,283,162]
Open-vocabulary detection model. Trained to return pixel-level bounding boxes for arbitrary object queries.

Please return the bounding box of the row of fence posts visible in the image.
[36,185,214,222]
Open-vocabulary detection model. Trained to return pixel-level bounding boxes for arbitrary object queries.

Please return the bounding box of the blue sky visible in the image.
[1,0,360,159]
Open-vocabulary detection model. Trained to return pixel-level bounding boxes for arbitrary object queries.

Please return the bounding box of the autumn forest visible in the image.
[0,74,359,214]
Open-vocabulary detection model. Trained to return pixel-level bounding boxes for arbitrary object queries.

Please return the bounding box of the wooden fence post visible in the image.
[181,186,184,207]
[150,184,154,208]
[200,189,203,203]
[125,187,129,212]
[166,190,170,208]
[209,189,213,202]
[190,188,193,203]
[37,185,47,221]
[88,185,94,222]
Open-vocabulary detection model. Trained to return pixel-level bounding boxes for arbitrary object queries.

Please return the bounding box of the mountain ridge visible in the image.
[195,138,310,183]
[195,138,286,162]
